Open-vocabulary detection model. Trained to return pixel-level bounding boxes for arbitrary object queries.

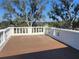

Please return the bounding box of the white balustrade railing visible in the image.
[46,27,79,50]
[0,27,79,51]
[0,30,4,47]
[0,27,11,50]
[13,27,46,35]
[0,27,46,50]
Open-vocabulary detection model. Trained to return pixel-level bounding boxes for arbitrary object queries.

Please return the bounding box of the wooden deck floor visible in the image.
[0,35,79,59]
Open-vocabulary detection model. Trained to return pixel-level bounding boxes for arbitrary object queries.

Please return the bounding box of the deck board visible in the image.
[0,35,79,59]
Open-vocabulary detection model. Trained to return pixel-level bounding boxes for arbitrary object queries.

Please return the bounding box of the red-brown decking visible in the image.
[0,35,79,59]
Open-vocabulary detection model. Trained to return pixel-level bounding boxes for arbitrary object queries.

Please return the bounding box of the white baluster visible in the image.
[3,31,5,42]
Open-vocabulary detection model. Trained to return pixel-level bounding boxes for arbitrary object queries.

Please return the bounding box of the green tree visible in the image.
[48,0,79,29]
[27,0,48,26]
[0,0,48,26]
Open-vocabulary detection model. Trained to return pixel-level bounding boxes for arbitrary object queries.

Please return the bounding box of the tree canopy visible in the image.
[0,0,79,29]
[0,0,48,26]
[48,0,79,29]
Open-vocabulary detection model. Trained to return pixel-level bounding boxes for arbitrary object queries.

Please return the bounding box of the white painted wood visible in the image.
[1,27,79,51]
[0,27,11,51]
[12,27,46,36]
[46,27,79,50]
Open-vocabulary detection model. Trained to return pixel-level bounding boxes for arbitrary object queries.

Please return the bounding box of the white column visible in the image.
[53,29,56,36]
[3,31,5,42]
[43,27,46,34]
[28,27,32,35]
[10,27,14,36]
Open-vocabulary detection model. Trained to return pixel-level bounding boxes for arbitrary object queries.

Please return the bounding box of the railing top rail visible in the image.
[10,27,47,29]
[0,29,4,32]
[0,27,11,33]
[51,27,79,33]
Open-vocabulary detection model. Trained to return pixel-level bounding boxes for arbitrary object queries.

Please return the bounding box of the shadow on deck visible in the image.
[1,47,79,59]
[0,35,79,59]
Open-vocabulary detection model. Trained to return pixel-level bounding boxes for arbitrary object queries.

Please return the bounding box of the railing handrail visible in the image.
[51,27,79,33]
[0,27,10,32]
[12,26,46,28]
[0,29,4,32]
